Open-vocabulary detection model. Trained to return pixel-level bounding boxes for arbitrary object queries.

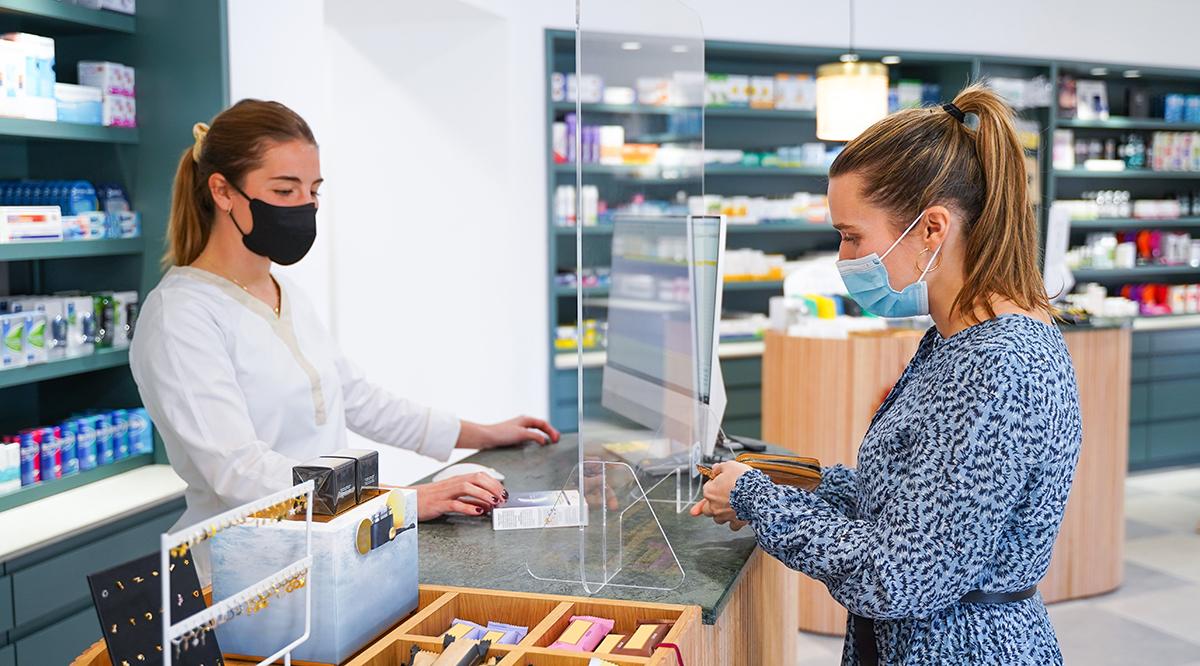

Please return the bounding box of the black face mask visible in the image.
[227,180,317,265]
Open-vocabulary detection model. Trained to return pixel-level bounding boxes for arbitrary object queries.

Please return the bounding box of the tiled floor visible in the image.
[794,466,1200,665]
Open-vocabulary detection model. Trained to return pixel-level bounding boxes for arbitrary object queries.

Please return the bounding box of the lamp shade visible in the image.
[816,61,889,141]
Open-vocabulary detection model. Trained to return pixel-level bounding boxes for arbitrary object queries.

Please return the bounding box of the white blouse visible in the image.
[130,266,460,535]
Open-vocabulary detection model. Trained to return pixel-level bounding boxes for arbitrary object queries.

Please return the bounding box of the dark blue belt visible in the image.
[852,586,1038,665]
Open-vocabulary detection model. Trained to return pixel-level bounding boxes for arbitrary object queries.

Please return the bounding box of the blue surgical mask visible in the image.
[836,211,942,318]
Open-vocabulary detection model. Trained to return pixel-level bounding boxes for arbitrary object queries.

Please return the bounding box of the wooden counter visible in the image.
[763,325,1131,635]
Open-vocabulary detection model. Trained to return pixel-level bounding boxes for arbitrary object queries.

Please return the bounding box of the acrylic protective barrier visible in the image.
[527,0,711,595]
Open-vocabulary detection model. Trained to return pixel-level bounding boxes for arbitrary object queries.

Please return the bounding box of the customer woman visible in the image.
[131,100,559,555]
[691,84,1081,665]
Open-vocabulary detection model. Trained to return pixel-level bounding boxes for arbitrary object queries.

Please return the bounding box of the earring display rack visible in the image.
[160,481,315,666]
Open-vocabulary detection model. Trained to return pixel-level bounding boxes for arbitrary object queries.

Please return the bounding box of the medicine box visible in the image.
[212,489,419,665]
[101,94,136,127]
[0,206,63,243]
[55,83,103,125]
[492,490,584,531]
[78,61,135,97]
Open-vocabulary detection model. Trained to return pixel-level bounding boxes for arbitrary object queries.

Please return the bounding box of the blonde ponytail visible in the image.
[164,146,211,267]
[949,84,1048,322]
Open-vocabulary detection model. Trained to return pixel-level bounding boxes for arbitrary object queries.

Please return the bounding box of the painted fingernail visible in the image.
[502,490,509,500]
[476,507,485,515]
[491,496,499,504]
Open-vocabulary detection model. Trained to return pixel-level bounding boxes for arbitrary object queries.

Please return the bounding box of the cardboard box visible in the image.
[212,489,419,665]
[0,206,63,243]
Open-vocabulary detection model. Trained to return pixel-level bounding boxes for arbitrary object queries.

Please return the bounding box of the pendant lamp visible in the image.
[816,0,889,141]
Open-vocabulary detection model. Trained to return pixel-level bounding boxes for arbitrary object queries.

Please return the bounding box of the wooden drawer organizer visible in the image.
[73,585,699,666]
[347,584,699,666]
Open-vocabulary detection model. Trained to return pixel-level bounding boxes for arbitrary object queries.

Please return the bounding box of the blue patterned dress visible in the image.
[730,314,1082,665]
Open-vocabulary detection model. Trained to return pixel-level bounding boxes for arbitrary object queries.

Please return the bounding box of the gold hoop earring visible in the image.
[916,247,942,273]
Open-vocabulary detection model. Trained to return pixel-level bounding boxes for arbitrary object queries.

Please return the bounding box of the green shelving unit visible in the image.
[0,2,228,509]
[0,117,138,143]
[0,3,229,664]
[1070,217,1200,230]
[0,0,135,34]
[0,452,149,513]
[1056,169,1200,180]
[1058,117,1200,132]
[1073,266,1200,281]
[705,165,828,176]
[0,238,142,261]
[0,348,129,389]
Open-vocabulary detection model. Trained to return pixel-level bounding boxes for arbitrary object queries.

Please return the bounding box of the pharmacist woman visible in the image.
[692,84,1082,665]
[130,100,559,564]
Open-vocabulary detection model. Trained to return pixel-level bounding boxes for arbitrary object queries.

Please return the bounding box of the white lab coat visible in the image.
[130,266,459,562]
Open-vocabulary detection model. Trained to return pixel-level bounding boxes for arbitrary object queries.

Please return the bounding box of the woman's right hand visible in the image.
[414,472,508,521]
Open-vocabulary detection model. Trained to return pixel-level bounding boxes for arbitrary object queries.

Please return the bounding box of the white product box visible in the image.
[0,206,63,243]
[1,33,54,100]
[111,290,137,349]
[727,75,750,107]
[773,74,816,110]
[61,296,96,358]
[706,73,730,107]
[492,490,585,531]
[636,77,670,106]
[78,61,134,97]
[63,211,107,240]
[0,313,26,369]
[98,0,135,14]
[750,76,775,109]
[101,94,135,127]
[0,40,24,118]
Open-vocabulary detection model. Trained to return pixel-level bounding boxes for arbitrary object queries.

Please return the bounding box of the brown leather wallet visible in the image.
[696,452,822,490]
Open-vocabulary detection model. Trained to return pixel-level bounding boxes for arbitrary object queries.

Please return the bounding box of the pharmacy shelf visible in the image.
[554,339,767,370]
[0,117,139,143]
[1132,314,1200,332]
[1069,218,1200,231]
[0,348,129,390]
[0,0,135,34]
[704,107,817,120]
[552,163,702,179]
[1072,266,1200,282]
[706,165,829,177]
[551,102,696,116]
[1057,117,1200,132]
[552,221,837,235]
[0,237,143,261]
[0,453,153,514]
[554,280,785,297]
[1055,169,1200,180]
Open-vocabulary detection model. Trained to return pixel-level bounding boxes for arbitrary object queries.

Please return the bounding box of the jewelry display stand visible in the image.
[160,481,315,666]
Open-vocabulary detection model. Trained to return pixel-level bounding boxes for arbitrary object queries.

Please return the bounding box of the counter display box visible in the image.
[210,488,419,665]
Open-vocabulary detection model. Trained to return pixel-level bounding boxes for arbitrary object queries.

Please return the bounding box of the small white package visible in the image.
[492,490,585,531]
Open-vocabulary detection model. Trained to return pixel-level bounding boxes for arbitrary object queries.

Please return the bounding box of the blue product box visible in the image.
[1186,95,1200,124]
[1164,93,1186,123]
[212,489,419,665]
[128,407,153,455]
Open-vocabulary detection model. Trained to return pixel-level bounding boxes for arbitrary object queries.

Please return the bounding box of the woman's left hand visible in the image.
[689,461,753,530]
[458,416,561,450]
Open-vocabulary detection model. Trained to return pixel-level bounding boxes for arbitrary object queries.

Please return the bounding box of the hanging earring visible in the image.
[916,247,942,273]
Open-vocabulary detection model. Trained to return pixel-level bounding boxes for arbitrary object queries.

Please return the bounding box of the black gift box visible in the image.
[325,448,380,503]
[293,456,357,515]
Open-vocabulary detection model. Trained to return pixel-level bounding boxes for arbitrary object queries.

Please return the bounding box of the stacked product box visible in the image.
[78,61,136,128]
[0,408,155,495]
[0,291,139,369]
[0,180,141,241]
[0,33,56,121]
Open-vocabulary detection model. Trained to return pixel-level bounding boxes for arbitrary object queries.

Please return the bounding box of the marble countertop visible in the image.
[415,439,765,624]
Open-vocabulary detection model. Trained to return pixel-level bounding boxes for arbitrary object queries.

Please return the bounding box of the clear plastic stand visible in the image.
[528,0,709,595]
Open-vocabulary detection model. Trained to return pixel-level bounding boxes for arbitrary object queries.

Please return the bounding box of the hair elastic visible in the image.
[942,103,966,124]
[191,122,210,163]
